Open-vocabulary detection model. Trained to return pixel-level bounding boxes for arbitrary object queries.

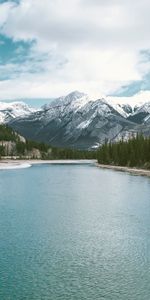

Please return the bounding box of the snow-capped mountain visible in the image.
[0,101,37,124]
[1,90,150,149]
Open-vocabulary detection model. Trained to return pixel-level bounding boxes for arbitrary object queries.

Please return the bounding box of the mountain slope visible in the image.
[7,92,136,149]
[1,91,150,149]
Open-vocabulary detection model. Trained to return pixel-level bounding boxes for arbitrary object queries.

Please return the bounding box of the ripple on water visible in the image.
[0,164,149,299]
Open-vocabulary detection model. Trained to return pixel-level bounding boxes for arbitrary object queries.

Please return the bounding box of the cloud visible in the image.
[0,2,14,27]
[2,0,147,49]
[0,0,150,99]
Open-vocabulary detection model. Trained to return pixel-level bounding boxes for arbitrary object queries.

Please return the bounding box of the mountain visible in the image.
[0,124,94,160]
[0,124,50,159]
[0,102,37,124]
[1,91,150,149]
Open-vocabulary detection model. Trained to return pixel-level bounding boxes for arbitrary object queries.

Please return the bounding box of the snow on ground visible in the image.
[0,162,32,170]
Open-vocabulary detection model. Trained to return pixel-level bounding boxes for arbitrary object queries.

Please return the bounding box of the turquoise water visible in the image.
[0,164,150,300]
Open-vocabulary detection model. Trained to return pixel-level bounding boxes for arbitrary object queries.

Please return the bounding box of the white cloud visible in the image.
[0,0,150,99]
[0,2,14,27]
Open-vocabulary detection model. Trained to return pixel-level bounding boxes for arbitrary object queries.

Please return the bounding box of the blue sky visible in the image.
[0,0,19,3]
[0,0,150,106]
[0,35,32,65]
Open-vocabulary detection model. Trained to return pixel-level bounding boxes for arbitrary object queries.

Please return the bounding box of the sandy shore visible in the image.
[0,159,96,170]
[97,163,150,178]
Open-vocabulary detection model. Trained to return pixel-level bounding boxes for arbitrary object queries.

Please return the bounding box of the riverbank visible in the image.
[1,160,150,177]
[0,159,96,170]
[97,163,150,177]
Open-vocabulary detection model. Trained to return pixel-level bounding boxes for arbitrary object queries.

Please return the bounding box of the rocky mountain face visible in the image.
[1,91,150,149]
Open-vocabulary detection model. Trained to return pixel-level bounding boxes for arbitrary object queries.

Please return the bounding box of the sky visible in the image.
[0,0,150,105]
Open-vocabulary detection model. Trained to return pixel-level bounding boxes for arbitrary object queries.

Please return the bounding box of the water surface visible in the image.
[0,164,150,299]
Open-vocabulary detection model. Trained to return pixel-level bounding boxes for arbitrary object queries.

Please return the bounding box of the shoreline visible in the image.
[97,163,150,178]
[0,159,150,177]
[0,159,96,170]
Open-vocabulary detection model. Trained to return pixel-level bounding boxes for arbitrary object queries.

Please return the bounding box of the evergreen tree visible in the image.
[97,134,150,169]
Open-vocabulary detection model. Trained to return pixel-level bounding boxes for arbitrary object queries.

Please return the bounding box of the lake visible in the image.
[0,163,150,299]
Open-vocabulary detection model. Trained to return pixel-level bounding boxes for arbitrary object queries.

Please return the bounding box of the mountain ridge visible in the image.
[1,91,150,149]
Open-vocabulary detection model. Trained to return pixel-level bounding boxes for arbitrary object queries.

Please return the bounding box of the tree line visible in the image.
[97,134,150,169]
[51,147,96,160]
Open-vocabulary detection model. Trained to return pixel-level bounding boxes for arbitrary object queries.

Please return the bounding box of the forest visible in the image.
[97,134,150,169]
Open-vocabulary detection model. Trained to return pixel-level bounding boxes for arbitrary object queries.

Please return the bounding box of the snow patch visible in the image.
[77,119,91,129]
[0,163,32,170]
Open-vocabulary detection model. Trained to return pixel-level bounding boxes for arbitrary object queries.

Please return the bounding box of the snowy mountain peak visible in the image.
[58,91,88,107]
[43,91,89,111]
[4,90,150,150]
[0,101,37,124]
[107,90,150,109]
[65,91,86,101]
